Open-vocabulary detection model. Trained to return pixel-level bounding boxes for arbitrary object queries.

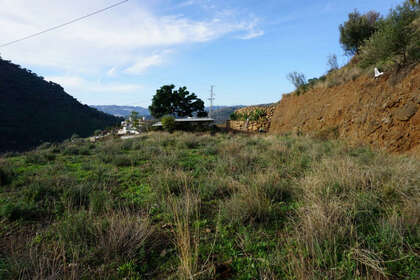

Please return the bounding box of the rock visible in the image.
[394,103,418,121]
[412,92,420,104]
[367,120,381,135]
[381,117,392,125]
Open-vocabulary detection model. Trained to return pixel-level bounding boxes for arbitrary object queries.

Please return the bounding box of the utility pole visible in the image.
[208,85,215,118]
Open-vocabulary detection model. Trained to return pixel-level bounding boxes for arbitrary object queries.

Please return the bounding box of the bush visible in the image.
[37,142,51,150]
[248,109,267,121]
[230,112,239,121]
[339,10,381,55]
[0,201,41,221]
[63,146,80,155]
[161,115,176,132]
[25,152,47,165]
[112,155,132,167]
[0,162,15,186]
[230,109,266,121]
[62,184,92,209]
[287,72,306,91]
[327,54,339,71]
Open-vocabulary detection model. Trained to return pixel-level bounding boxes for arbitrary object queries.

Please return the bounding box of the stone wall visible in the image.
[227,104,276,132]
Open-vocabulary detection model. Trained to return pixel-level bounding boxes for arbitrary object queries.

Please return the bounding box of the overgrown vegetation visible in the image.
[0,132,418,279]
[230,108,267,121]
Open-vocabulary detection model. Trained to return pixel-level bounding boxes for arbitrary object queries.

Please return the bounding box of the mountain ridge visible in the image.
[0,58,122,152]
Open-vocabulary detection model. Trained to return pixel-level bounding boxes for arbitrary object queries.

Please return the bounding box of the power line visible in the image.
[0,0,129,48]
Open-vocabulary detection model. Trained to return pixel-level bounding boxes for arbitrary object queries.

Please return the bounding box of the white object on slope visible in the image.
[374,67,384,78]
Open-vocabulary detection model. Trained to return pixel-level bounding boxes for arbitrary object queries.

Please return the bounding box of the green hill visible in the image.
[0,58,122,152]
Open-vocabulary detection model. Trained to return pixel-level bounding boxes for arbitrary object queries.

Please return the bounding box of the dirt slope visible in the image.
[270,65,420,155]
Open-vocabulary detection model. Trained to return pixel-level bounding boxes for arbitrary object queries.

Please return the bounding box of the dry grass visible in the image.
[314,65,364,89]
[168,186,203,279]
[1,132,418,279]
[3,210,153,279]
[282,153,420,279]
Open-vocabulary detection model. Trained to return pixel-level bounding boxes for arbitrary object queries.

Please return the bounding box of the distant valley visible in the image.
[90,105,151,117]
[91,104,247,123]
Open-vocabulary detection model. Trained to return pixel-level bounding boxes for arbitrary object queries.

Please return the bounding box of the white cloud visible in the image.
[0,0,263,71]
[125,54,164,75]
[106,67,116,77]
[238,29,264,40]
[237,18,264,40]
[124,49,173,75]
[0,0,263,103]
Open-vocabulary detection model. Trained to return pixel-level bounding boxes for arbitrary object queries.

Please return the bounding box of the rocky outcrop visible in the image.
[269,64,420,155]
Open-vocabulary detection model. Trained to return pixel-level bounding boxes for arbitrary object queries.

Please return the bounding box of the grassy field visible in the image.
[0,132,419,279]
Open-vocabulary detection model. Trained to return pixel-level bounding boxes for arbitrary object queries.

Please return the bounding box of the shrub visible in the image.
[339,10,381,55]
[0,164,14,186]
[0,201,41,221]
[229,112,239,121]
[112,155,132,167]
[25,152,47,165]
[230,109,267,121]
[24,182,60,206]
[70,134,80,141]
[327,54,339,71]
[248,109,267,121]
[89,191,110,214]
[62,184,92,209]
[230,111,248,121]
[120,140,133,151]
[37,142,51,150]
[161,115,176,132]
[287,72,307,93]
[63,146,80,155]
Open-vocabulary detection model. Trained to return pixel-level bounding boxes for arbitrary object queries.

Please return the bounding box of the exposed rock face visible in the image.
[269,64,420,155]
[394,103,418,121]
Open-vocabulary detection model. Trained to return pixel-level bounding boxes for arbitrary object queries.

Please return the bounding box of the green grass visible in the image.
[0,131,419,279]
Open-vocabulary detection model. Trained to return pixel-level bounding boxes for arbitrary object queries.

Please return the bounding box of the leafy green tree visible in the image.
[130,111,139,120]
[130,111,140,127]
[360,1,420,67]
[149,85,207,119]
[409,0,419,6]
[339,10,381,55]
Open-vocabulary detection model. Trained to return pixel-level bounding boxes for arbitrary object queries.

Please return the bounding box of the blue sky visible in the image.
[0,0,403,107]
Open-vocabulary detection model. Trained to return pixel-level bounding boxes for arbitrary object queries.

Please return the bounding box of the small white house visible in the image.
[118,119,142,135]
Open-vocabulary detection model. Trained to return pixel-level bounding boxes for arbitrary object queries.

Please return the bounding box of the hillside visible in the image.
[0,58,122,152]
[1,132,418,279]
[209,105,245,123]
[269,64,420,155]
[91,105,245,123]
[91,105,150,118]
